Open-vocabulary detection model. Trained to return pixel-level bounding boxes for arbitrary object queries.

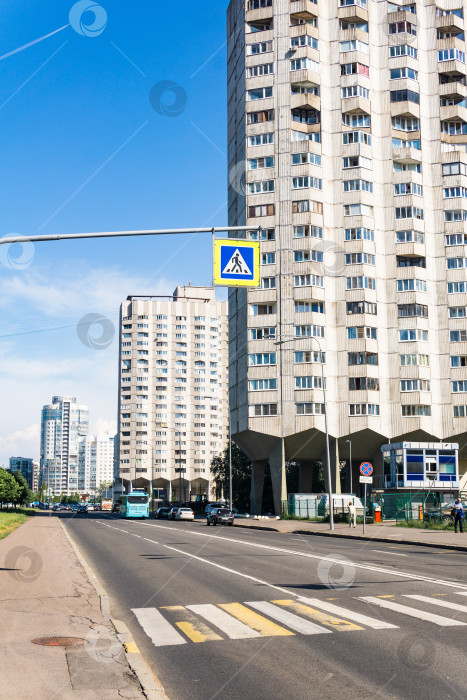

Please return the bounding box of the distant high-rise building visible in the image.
[227,0,467,513]
[117,286,228,502]
[40,396,89,495]
[79,433,115,493]
[9,457,38,491]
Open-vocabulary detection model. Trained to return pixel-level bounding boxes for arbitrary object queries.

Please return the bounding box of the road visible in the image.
[63,513,467,700]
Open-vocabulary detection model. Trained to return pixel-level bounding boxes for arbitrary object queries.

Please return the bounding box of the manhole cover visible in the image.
[31,637,84,647]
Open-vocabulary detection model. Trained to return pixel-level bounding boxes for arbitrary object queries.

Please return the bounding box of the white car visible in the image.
[175,507,194,521]
[87,504,95,512]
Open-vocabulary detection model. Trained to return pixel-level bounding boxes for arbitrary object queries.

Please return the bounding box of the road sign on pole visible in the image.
[359,475,373,484]
[213,239,260,287]
[360,462,373,476]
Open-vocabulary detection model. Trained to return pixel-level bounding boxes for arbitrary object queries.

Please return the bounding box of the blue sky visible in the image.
[0,1,230,465]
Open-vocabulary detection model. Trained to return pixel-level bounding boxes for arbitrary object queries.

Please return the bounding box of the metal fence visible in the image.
[379,492,450,523]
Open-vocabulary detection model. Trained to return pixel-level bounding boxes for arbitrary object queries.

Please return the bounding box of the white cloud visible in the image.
[0,423,40,462]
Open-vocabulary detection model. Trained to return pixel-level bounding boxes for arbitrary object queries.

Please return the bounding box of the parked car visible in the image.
[71,504,79,512]
[205,502,226,514]
[87,504,95,512]
[52,504,61,511]
[207,508,235,526]
[424,501,467,523]
[112,503,120,513]
[175,508,195,521]
[77,504,88,514]
[168,507,179,520]
[154,507,170,519]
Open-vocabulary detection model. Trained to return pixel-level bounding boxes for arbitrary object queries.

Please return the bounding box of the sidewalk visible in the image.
[235,517,467,551]
[0,514,166,700]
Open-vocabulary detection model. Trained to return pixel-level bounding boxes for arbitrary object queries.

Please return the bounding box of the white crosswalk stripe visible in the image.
[245,601,332,635]
[297,596,398,630]
[132,607,186,646]
[404,594,467,614]
[359,596,467,626]
[186,604,262,639]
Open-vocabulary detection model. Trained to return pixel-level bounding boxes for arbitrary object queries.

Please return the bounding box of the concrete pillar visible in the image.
[187,480,191,502]
[250,460,266,515]
[323,438,341,494]
[168,481,172,502]
[299,460,315,493]
[269,439,287,517]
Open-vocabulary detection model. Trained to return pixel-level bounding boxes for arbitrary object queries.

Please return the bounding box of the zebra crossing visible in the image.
[131,591,467,646]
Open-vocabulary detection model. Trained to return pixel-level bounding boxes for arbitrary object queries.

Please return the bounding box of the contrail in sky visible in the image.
[0,24,70,62]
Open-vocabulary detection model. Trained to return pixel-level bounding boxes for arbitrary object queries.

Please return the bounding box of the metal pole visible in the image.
[363,482,367,535]
[0,225,259,247]
[317,338,334,531]
[347,439,352,494]
[229,410,233,510]
[178,431,182,508]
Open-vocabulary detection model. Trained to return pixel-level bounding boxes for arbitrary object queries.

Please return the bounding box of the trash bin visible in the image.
[374,508,381,523]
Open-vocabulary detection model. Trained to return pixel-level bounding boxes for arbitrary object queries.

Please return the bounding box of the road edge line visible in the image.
[232,521,467,552]
[59,519,170,700]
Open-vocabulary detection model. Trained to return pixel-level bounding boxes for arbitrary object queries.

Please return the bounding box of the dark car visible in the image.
[168,507,179,520]
[207,508,234,526]
[78,504,88,514]
[154,507,170,519]
[112,503,120,513]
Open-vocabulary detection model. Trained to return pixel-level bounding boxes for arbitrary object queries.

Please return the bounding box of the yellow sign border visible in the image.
[213,238,260,287]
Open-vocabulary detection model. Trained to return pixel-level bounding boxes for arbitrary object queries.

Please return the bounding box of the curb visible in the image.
[59,520,170,700]
[233,521,467,552]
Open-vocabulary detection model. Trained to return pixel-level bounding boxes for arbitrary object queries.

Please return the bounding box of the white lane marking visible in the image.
[141,522,467,591]
[456,592,467,597]
[371,550,407,557]
[359,596,466,626]
[143,537,159,543]
[297,597,397,630]
[405,594,467,614]
[186,604,262,639]
[163,544,293,596]
[132,608,186,647]
[246,601,331,635]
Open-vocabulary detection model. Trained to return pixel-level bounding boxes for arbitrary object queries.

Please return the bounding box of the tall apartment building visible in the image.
[78,433,116,493]
[227,0,467,513]
[40,396,89,495]
[9,457,39,492]
[117,286,228,501]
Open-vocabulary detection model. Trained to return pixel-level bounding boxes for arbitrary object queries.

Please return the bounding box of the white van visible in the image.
[319,494,366,516]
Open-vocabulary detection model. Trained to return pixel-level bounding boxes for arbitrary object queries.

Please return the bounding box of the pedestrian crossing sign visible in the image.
[213,238,260,287]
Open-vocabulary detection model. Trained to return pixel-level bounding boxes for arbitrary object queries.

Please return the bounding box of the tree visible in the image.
[0,468,20,507]
[11,472,32,506]
[210,444,252,512]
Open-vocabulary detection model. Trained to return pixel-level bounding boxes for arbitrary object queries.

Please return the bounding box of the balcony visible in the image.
[439,81,467,99]
[390,101,420,119]
[437,13,464,34]
[440,103,467,122]
[246,0,273,24]
[290,0,317,21]
[291,92,320,110]
[392,146,421,164]
[338,2,368,23]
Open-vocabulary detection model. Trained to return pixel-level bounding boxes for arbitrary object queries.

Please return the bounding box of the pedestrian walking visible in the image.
[452,498,464,533]
[348,500,356,528]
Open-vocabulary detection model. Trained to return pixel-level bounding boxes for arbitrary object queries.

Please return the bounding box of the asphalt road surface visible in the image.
[63,513,467,700]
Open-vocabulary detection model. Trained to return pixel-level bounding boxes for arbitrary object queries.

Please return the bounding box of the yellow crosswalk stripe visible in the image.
[218,603,294,636]
[272,600,363,631]
[162,605,222,643]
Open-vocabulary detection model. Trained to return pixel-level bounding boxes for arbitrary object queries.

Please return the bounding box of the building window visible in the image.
[249,378,277,391]
[249,404,278,416]
[402,405,431,416]
[401,379,430,392]
[292,152,322,166]
[248,352,277,366]
[398,304,428,318]
[347,301,377,315]
[249,327,276,340]
[295,376,323,389]
[294,274,324,288]
[248,40,273,55]
[348,352,378,365]
[396,230,424,244]
[295,350,325,364]
[400,354,430,366]
[248,204,275,217]
[294,225,323,238]
[296,402,324,415]
[295,324,325,338]
[345,227,374,241]
[293,176,323,190]
[248,156,274,169]
[347,326,377,339]
[292,200,323,214]
[248,180,275,194]
[247,109,274,124]
[349,377,380,390]
[349,404,380,415]
[346,276,376,290]
[294,301,325,313]
[248,86,273,101]
[450,330,467,342]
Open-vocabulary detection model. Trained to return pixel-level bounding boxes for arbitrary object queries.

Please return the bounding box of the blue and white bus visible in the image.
[119,491,150,519]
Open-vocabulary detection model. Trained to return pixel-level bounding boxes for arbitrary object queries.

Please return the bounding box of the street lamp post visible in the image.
[229,409,233,510]
[346,439,352,494]
[275,334,334,531]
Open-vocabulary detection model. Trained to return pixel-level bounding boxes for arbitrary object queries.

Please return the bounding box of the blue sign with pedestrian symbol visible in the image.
[213,239,260,287]
[360,462,373,476]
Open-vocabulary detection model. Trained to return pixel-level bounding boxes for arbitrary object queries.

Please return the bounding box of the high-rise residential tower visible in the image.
[9,457,38,492]
[78,433,116,493]
[117,286,228,502]
[227,0,467,513]
[40,396,89,495]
